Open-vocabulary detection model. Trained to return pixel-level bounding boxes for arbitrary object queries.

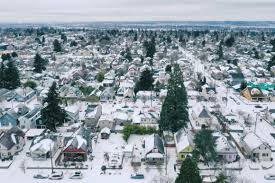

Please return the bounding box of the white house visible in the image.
[143,134,165,164]
[214,133,238,162]
[97,114,115,130]
[191,103,212,128]
[241,133,272,161]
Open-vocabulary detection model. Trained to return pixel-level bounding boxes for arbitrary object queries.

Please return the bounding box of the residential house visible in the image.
[29,133,62,160]
[63,135,87,162]
[174,129,193,161]
[214,133,238,162]
[85,104,102,128]
[0,127,25,159]
[143,134,165,164]
[202,86,217,102]
[100,127,111,139]
[0,110,19,127]
[18,106,42,129]
[191,103,212,128]
[241,87,265,102]
[100,87,115,102]
[241,133,272,161]
[97,114,114,130]
[14,87,36,102]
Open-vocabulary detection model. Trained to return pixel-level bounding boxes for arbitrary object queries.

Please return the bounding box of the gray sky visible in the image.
[0,0,274,22]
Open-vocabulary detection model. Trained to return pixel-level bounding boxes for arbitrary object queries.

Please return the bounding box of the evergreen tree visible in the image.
[267,55,275,71]
[124,47,133,62]
[160,64,189,133]
[41,82,66,131]
[217,43,223,60]
[33,53,47,73]
[270,38,275,52]
[240,80,247,90]
[1,53,11,61]
[193,129,217,164]
[134,68,154,94]
[11,51,18,57]
[175,157,202,183]
[53,39,62,52]
[143,37,156,58]
[61,33,67,42]
[215,173,228,183]
[165,65,171,73]
[0,62,5,88]
[96,70,105,82]
[202,40,206,47]
[224,35,235,47]
[4,60,20,89]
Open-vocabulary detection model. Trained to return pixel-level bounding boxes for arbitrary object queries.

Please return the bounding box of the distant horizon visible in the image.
[0,0,274,23]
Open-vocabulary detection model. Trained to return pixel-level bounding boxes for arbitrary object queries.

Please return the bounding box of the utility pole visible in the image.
[50,145,54,174]
[254,112,259,134]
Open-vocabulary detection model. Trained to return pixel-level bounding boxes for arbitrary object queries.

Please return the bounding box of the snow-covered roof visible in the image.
[242,133,265,151]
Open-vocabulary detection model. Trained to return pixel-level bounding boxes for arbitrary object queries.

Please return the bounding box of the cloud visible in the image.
[0,0,274,22]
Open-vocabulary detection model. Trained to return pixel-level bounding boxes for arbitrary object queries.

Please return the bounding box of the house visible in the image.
[191,103,212,128]
[100,127,111,139]
[63,135,87,162]
[14,87,36,102]
[65,105,80,123]
[241,133,272,161]
[136,91,156,102]
[213,133,238,162]
[143,134,165,164]
[29,133,62,160]
[113,111,129,126]
[97,114,114,130]
[202,86,217,102]
[241,87,265,102]
[128,64,138,77]
[85,104,102,128]
[174,129,193,161]
[0,110,19,127]
[0,127,25,160]
[100,87,115,102]
[266,109,275,125]
[18,106,42,129]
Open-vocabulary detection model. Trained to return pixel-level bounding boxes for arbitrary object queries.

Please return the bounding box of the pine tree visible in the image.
[0,62,5,88]
[4,60,20,89]
[193,129,217,164]
[217,43,223,60]
[267,55,275,71]
[134,68,154,94]
[41,82,66,131]
[33,53,47,73]
[53,39,62,52]
[124,47,133,62]
[215,173,228,183]
[143,37,156,58]
[175,157,202,183]
[160,64,189,133]
[240,80,247,90]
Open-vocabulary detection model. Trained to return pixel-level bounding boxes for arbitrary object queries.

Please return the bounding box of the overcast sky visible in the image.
[0,0,274,22]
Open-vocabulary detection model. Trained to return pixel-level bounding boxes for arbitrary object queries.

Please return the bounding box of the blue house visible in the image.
[0,110,19,127]
[14,87,36,102]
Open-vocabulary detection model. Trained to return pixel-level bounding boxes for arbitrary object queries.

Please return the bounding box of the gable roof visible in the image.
[144,134,164,155]
[0,126,24,150]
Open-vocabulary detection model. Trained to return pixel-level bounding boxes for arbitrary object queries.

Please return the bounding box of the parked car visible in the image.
[264,174,275,180]
[33,173,49,179]
[70,171,83,179]
[49,172,63,180]
[131,173,144,179]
